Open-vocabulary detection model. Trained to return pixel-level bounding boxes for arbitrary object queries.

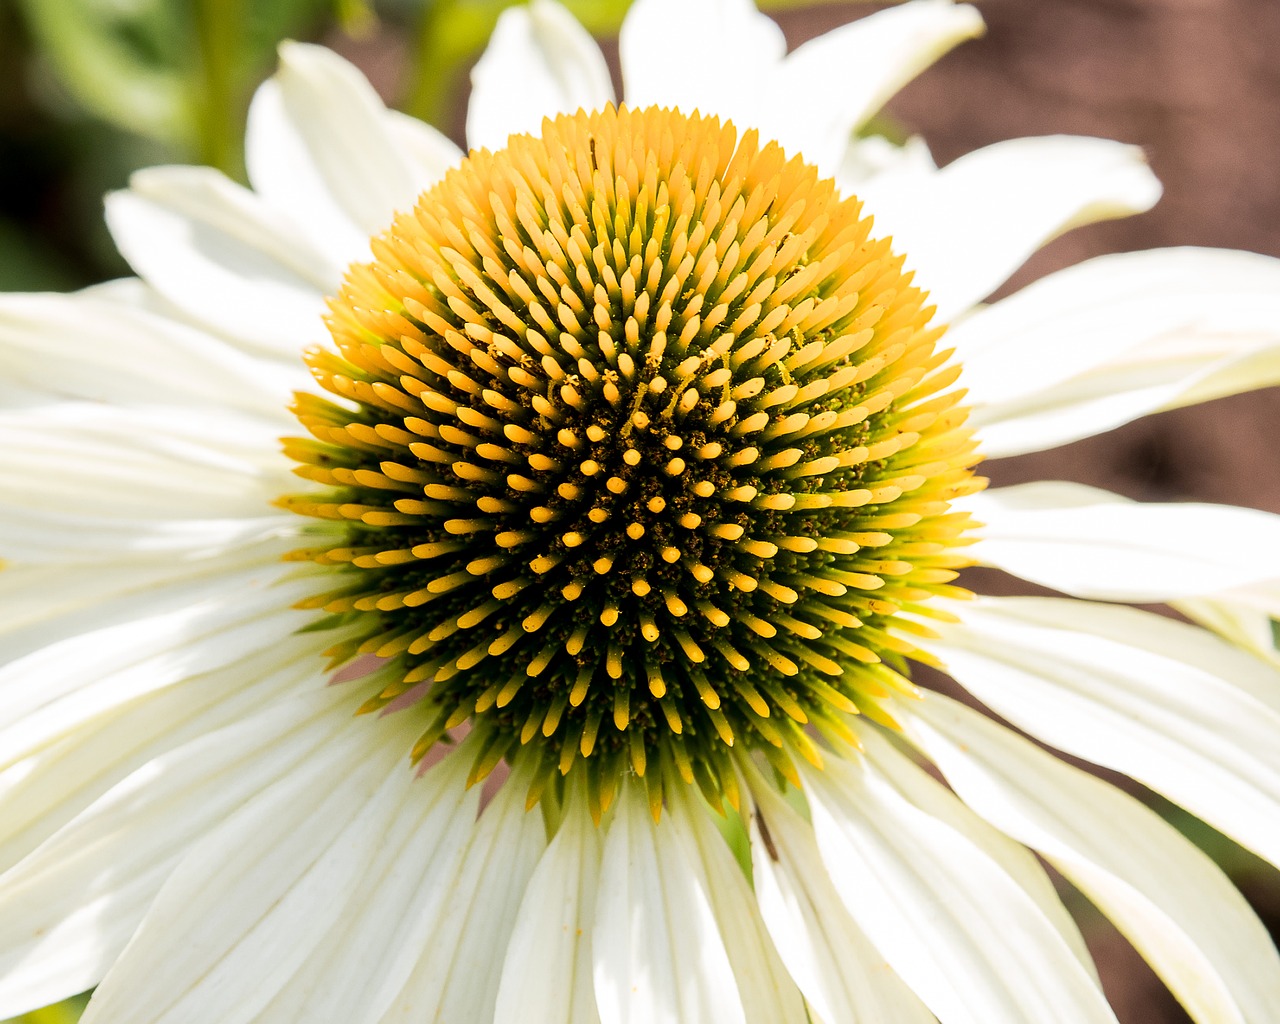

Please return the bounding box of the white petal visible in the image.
[0,287,299,413]
[668,785,809,1024]
[0,628,325,874]
[0,560,185,639]
[467,0,614,152]
[593,779,747,1024]
[494,784,602,1024]
[801,751,1118,1024]
[377,771,547,1023]
[246,42,441,265]
[79,705,417,1024]
[854,723,1096,977]
[964,482,1280,610]
[860,135,1161,323]
[758,0,983,175]
[839,133,937,189]
[0,538,293,662]
[0,405,292,560]
[0,509,290,565]
[903,691,1280,1024]
[252,752,481,1024]
[929,595,1280,868]
[620,0,785,130]
[955,247,1280,407]
[104,166,333,353]
[0,561,316,763]
[953,248,1280,456]
[0,680,354,1019]
[1175,595,1280,669]
[746,773,935,1024]
[384,109,464,185]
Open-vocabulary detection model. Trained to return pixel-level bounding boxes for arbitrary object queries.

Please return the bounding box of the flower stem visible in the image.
[193,0,243,176]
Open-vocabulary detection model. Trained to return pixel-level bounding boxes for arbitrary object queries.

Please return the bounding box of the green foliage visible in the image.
[2,991,89,1024]
[14,0,333,173]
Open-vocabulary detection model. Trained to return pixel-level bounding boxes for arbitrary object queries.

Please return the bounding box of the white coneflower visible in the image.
[2,1,1279,1022]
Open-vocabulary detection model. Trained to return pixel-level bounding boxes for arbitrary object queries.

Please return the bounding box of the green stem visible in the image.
[404,0,465,129]
[193,0,243,175]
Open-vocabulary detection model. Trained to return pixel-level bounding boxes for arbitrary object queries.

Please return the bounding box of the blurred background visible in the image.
[2,0,1277,1020]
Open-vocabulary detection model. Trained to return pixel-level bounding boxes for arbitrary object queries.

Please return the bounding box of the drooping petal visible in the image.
[0,404,292,564]
[620,0,785,131]
[0,682,358,1020]
[854,724,1096,977]
[252,752,481,1024]
[467,0,614,153]
[1176,595,1280,669]
[493,782,602,1024]
[0,538,294,665]
[928,596,1280,868]
[0,628,324,874]
[593,779,747,1024]
[104,167,334,353]
[668,785,809,1024]
[376,769,547,1023]
[950,248,1280,457]
[758,0,983,176]
[245,43,454,265]
[964,482,1280,611]
[0,287,301,412]
[902,691,1280,1024]
[77,706,420,1024]
[384,109,465,185]
[860,135,1161,323]
[839,132,937,189]
[746,771,936,1024]
[801,750,1118,1024]
[0,561,316,763]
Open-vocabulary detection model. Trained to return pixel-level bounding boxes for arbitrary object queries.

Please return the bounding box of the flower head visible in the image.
[285,103,979,814]
[2,1,1280,1023]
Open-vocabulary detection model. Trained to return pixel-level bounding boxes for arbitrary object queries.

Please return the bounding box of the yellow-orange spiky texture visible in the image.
[282,105,982,815]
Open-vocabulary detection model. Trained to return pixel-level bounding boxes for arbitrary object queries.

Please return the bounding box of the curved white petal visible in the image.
[246,43,442,266]
[0,405,290,548]
[903,691,1280,1024]
[593,779,747,1024]
[840,132,937,189]
[668,786,809,1024]
[953,248,1280,456]
[954,247,1280,408]
[253,752,481,1024]
[929,595,1280,869]
[0,561,316,764]
[854,723,1095,977]
[494,783,601,1024]
[0,628,326,874]
[0,681,355,1019]
[620,0,785,130]
[860,135,1161,323]
[746,772,935,1024]
[104,167,333,354]
[0,559,211,641]
[377,770,546,1022]
[384,109,464,185]
[800,751,1118,1024]
[78,706,417,1024]
[964,482,1280,611]
[758,0,983,176]
[0,537,294,665]
[467,0,614,152]
[0,287,299,413]
[1175,596,1280,669]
